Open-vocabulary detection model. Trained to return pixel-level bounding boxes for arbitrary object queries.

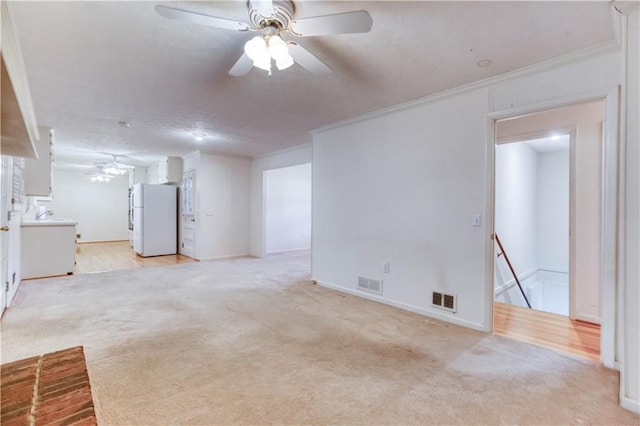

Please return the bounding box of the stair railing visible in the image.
[493,233,532,309]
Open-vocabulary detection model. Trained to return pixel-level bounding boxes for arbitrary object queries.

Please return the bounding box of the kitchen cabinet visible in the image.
[157,156,182,184]
[24,126,54,197]
[21,219,76,278]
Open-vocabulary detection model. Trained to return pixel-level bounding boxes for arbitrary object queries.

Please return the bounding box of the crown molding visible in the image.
[252,142,311,161]
[612,1,640,15]
[311,40,620,135]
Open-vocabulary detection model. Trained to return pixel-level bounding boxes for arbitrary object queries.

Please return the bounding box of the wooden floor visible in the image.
[494,302,600,362]
[75,241,197,274]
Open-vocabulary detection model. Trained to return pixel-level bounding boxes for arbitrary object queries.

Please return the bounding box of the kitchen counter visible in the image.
[21,219,77,279]
[22,218,78,226]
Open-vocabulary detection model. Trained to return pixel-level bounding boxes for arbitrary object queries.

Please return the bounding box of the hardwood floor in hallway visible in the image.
[494,301,600,362]
[75,241,197,274]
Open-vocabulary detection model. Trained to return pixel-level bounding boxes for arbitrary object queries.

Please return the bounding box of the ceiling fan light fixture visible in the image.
[253,55,272,71]
[276,55,294,70]
[193,132,206,141]
[268,35,288,60]
[104,166,127,176]
[89,174,111,183]
[244,36,267,61]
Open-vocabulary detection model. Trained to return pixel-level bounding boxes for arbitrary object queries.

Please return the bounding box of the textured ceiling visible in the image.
[9,1,615,169]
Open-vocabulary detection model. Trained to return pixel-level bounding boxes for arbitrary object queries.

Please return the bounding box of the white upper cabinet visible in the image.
[24,127,54,197]
[157,156,182,184]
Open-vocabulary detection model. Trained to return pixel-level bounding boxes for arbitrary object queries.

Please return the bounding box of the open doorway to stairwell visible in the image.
[492,99,605,362]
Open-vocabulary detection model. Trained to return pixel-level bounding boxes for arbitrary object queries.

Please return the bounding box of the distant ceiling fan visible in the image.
[93,154,133,176]
[155,0,373,76]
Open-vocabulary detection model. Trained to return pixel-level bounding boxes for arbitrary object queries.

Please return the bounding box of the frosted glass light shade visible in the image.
[244,36,267,60]
[276,55,294,70]
[268,35,288,60]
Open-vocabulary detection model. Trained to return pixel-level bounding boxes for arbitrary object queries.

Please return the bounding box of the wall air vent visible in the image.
[357,276,383,295]
[432,291,457,313]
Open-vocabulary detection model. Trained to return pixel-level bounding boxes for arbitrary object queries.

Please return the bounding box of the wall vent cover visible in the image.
[357,276,383,295]
[432,291,457,313]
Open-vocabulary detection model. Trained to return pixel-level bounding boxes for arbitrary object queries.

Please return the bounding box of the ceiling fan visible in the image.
[155,0,373,76]
[93,154,134,176]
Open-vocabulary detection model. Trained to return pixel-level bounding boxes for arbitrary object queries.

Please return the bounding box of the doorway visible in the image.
[492,99,606,361]
[494,134,570,316]
[264,163,311,255]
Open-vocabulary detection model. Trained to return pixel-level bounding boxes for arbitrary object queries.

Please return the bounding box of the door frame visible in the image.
[0,157,9,315]
[484,86,620,369]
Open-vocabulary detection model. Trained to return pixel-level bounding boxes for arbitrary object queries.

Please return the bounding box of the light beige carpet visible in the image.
[1,251,638,425]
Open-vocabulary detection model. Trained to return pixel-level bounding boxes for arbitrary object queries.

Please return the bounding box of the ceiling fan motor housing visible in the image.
[248,0,295,33]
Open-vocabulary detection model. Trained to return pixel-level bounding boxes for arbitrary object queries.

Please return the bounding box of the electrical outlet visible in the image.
[384,262,391,273]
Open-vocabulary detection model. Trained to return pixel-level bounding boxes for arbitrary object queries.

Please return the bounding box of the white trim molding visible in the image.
[311,40,620,136]
[316,280,486,332]
[612,1,640,15]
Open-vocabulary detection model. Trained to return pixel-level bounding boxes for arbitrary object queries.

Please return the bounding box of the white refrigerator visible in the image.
[132,183,177,257]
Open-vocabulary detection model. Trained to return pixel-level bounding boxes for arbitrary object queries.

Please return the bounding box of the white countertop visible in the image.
[22,219,78,227]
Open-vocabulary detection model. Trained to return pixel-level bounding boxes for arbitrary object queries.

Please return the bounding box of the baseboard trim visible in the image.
[494,267,537,296]
[575,313,601,325]
[538,266,569,274]
[77,239,128,244]
[266,247,311,255]
[198,253,252,261]
[315,279,486,332]
[620,395,640,414]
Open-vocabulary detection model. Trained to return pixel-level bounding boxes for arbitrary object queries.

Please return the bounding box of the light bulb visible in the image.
[268,35,289,61]
[244,36,267,61]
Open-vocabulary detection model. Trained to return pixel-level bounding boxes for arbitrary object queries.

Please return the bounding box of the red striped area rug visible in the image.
[1,346,97,425]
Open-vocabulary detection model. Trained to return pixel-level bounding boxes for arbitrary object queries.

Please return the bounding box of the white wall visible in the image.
[265,163,311,254]
[494,141,539,292]
[192,153,251,260]
[313,88,489,329]
[44,169,129,242]
[146,161,158,184]
[621,6,639,413]
[312,49,620,333]
[250,145,312,257]
[537,149,570,271]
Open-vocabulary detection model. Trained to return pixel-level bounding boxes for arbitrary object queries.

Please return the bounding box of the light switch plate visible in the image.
[472,214,481,227]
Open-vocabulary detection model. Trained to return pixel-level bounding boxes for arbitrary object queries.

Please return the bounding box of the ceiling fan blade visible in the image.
[250,0,274,18]
[229,53,253,77]
[155,5,250,32]
[289,10,373,37]
[287,42,331,76]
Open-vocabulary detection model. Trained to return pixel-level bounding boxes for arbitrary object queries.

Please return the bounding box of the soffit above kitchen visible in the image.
[8,1,616,169]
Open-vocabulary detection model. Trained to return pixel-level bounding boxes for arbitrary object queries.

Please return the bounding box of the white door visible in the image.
[180,171,196,258]
[0,157,11,314]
